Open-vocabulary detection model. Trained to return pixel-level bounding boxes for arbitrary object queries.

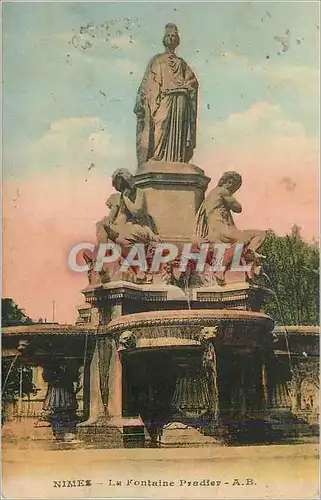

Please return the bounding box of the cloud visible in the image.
[2,114,132,322]
[114,58,139,74]
[196,101,318,241]
[198,49,318,137]
[210,101,306,145]
[214,50,318,86]
[26,116,121,176]
[49,116,100,132]
[268,63,318,87]
[211,51,318,103]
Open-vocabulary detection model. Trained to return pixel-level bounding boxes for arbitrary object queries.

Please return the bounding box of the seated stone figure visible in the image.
[97,168,160,246]
[195,171,267,283]
[84,169,160,285]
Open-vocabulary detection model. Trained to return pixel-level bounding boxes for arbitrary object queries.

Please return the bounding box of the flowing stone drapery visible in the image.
[172,373,210,418]
[202,341,219,421]
[97,337,114,417]
[171,344,219,422]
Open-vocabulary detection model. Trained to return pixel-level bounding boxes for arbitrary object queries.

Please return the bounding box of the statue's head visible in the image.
[118,330,137,350]
[218,171,242,194]
[199,326,219,344]
[163,23,180,50]
[112,168,135,193]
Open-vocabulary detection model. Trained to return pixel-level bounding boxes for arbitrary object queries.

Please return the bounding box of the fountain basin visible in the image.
[105,309,274,348]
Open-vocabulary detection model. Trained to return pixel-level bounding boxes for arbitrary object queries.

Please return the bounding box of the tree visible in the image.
[1,298,32,327]
[260,226,319,325]
[1,299,36,421]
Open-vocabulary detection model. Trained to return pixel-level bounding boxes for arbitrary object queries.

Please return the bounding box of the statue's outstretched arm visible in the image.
[122,189,144,216]
[224,195,242,213]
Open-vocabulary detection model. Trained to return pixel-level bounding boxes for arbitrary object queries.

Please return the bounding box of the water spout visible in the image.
[262,270,293,374]
[1,354,20,397]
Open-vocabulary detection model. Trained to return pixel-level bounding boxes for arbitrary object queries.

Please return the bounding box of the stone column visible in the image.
[102,302,125,419]
[82,341,106,424]
[77,304,112,426]
[76,300,126,446]
[106,339,122,418]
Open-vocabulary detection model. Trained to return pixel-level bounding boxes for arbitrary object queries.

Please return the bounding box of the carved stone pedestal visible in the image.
[135,161,210,240]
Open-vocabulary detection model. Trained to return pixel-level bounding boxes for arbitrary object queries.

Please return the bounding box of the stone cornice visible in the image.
[134,171,210,191]
[273,326,319,336]
[82,282,168,304]
[81,281,272,311]
[2,324,97,337]
[105,308,274,335]
[136,161,206,176]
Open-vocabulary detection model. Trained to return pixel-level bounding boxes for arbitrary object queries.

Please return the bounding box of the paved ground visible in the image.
[2,419,320,499]
[3,442,319,499]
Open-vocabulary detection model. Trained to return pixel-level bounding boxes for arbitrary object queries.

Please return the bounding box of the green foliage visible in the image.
[2,299,36,405]
[1,298,32,327]
[261,226,319,325]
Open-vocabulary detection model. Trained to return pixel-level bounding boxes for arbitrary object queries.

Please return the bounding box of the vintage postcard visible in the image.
[1,1,320,499]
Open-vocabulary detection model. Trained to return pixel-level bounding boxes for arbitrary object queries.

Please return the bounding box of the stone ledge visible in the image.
[134,170,210,190]
[136,161,205,176]
[2,323,97,337]
[106,308,274,334]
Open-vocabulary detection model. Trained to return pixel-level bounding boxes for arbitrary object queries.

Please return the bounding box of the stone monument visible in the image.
[4,24,315,449]
[74,23,281,447]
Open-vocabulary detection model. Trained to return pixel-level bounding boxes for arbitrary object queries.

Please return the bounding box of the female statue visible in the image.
[134,24,198,165]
